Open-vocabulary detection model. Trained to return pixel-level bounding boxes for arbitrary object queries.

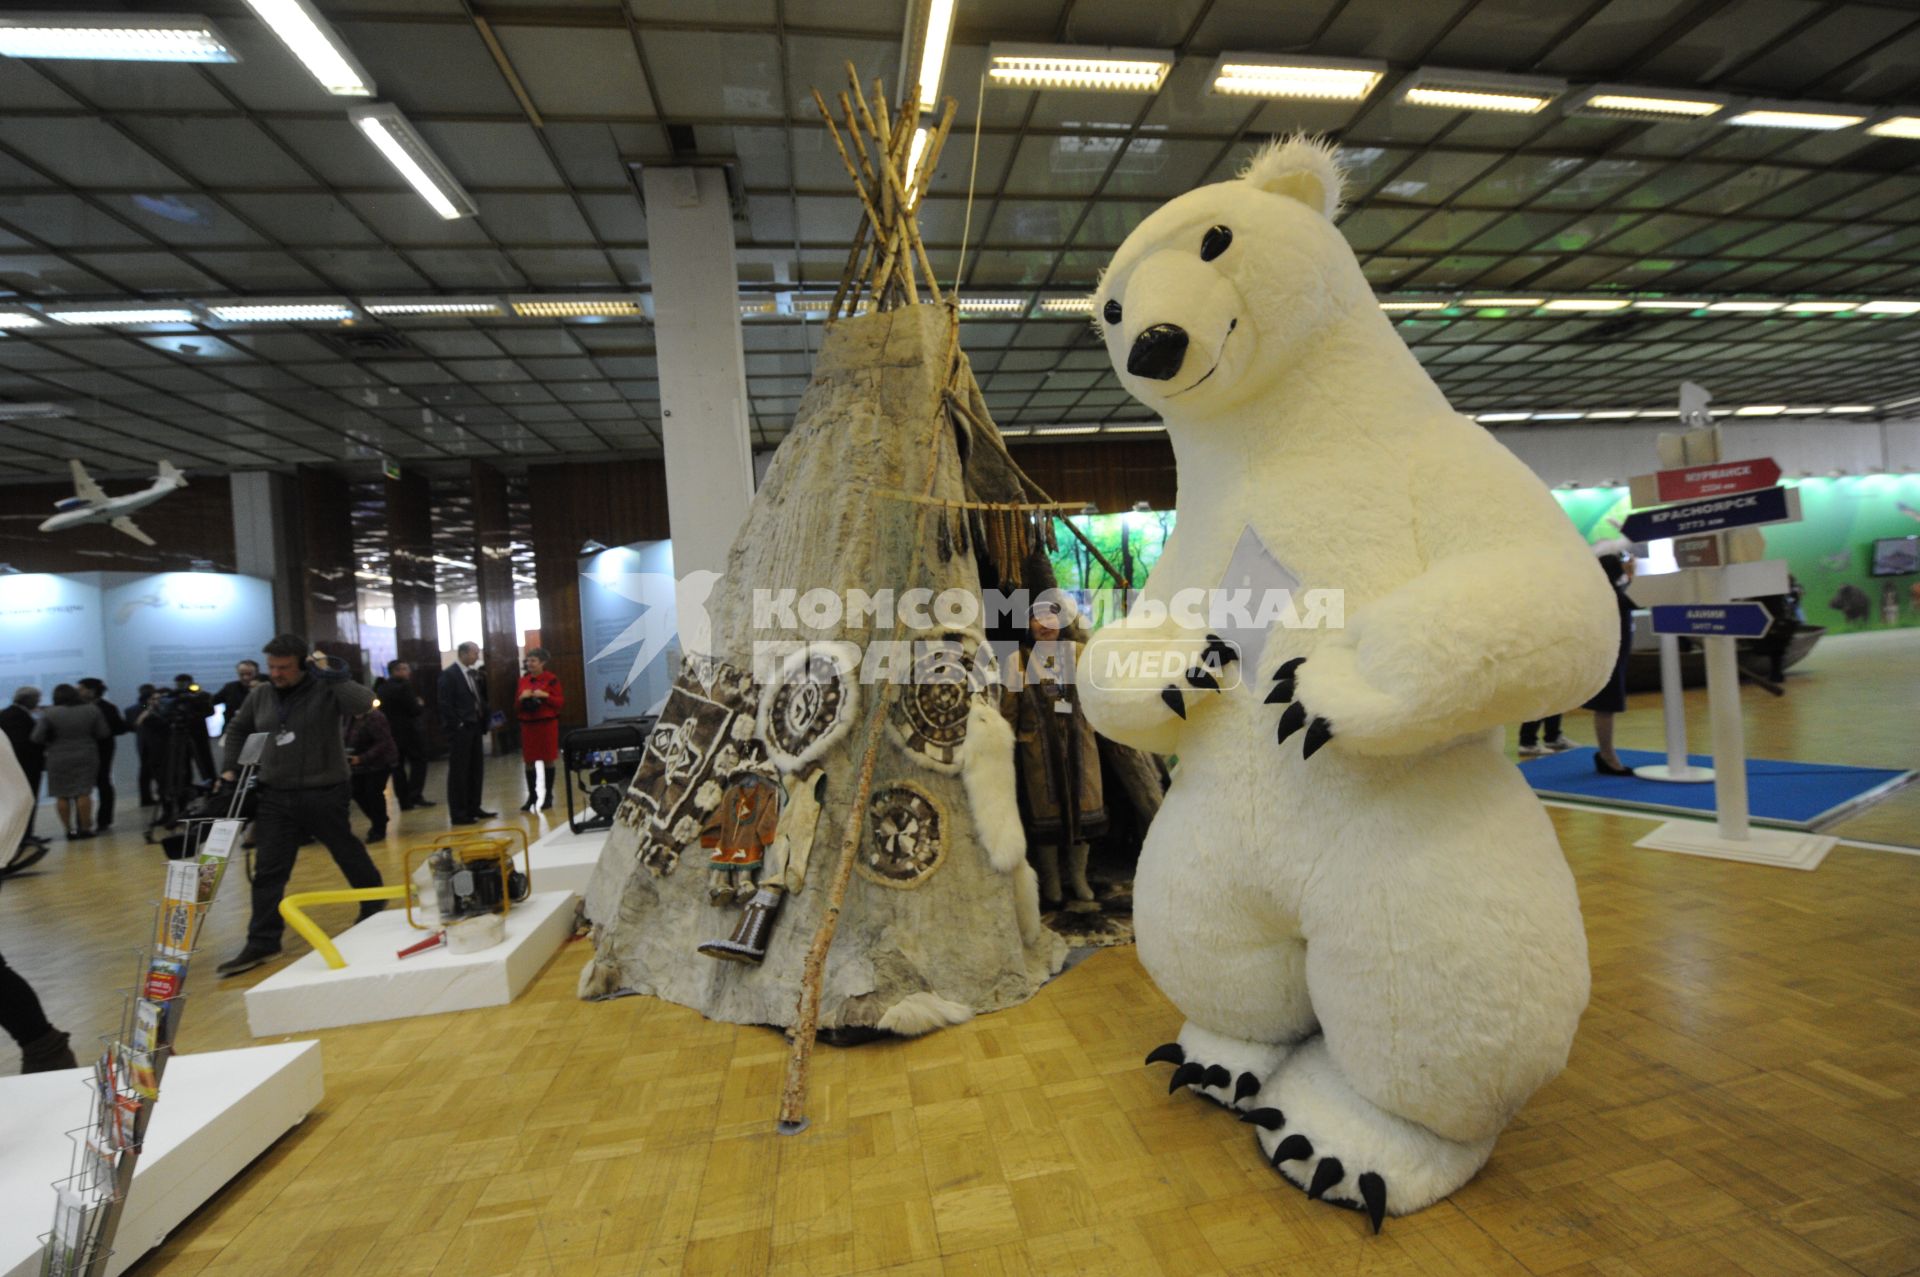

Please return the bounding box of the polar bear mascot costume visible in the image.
[1079,136,1618,1231]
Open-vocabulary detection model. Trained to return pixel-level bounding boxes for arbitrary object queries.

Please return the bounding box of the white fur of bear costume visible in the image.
[1077,137,1618,1229]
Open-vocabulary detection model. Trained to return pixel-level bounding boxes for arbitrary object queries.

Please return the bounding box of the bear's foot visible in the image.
[1244,1037,1495,1232]
[1144,1023,1295,1111]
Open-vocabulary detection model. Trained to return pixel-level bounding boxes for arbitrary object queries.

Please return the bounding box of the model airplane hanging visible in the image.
[39,459,187,546]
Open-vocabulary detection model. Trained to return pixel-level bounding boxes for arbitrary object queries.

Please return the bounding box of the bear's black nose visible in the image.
[1126,324,1189,381]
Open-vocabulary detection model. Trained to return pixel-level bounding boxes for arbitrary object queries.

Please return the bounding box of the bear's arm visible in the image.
[1295,539,1621,757]
[1079,611,1193,756]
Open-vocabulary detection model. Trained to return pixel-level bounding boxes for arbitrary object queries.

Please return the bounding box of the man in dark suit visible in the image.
[374,659,432,810]
[436,642,494,824]
[1,687,44,844]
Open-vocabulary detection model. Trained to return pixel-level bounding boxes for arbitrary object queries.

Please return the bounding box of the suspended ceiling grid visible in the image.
[0,0,1918,479]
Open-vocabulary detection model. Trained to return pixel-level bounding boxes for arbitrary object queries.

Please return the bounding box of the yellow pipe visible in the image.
[279,885,409,970]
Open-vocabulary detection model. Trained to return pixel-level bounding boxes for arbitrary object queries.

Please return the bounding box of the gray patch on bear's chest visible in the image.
[1214,524,1302,673]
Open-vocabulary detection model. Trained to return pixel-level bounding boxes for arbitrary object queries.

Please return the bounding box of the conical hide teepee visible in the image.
[578,303,1068,1032]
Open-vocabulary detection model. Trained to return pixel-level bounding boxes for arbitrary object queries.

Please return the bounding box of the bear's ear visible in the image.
[1239,134,1344,220]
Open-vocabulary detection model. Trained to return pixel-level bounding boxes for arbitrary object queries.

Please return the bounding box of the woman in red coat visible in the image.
[516,647,564,810]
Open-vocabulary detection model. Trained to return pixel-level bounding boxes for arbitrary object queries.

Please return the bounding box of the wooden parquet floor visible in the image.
[1,631,1916,1276]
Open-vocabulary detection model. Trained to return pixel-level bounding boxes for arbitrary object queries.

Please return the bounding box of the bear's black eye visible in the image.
[1200,225,1233,261]
[1102,299,1122,325]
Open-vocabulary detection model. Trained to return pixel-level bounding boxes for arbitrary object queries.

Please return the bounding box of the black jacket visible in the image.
[221,670,374,789]
[0,704,41,774]
[437,662,487,731]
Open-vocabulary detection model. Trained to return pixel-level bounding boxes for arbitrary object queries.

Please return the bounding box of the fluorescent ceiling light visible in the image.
[1827,405,1875,413]
[1543,298,1630,311]
[906,127,929,198]
[240,0,373,96]
[1476,412,1531,423]
[957,297,1024,313]
[1705,300,1783,312]
[915,0,954,112]
[1000,427,1033,436]
[1462,297,1543,307]
[208,302,353,322]
[0,312,43,328]
[1210,54,1385,102]
[1038,297,1094,314]
[1586,410,1640,419]
[46,307,196,325]
[1726,103,1864,131]
[1105,425,1163,433]
[1379,300,1450,311]
[363,300,503,316]
[1035,425,1100,435]
[986,43,1172,93]
[510,298,640,318]
[350,104,475,220]
[1734,405,1786,416]
[1781,300,1857,312]
[1781,407,1827,415]
[1856,300,1920,314]
[1867,115,1920,140]
[737,299,777,317]
[1632,300,1706,310]
[1396,68,1564,115]
[1567,85,1728,121]
[0,12,236,62]
[0,403,69,420]
[1533,412,1584,420]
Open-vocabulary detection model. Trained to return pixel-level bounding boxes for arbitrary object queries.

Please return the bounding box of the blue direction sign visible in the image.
[1620,485,1800,542]
[1650,604,1773,638]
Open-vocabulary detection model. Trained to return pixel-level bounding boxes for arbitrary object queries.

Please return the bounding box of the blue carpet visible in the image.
[1520,747,1913,830]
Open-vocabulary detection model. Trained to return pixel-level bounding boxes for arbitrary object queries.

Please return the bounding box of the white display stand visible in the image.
[244,890,577,1037]
[528,820,611,899]
[0,1042,323,1277]
[1635,820,1836,870]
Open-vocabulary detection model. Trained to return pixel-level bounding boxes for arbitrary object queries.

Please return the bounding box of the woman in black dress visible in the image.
[1585,548,1637,776]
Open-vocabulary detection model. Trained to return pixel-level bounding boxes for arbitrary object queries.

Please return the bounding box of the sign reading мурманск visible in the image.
[1619,486,1801,543]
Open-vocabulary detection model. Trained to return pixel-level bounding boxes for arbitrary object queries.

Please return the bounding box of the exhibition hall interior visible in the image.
[1,0,1918,1273]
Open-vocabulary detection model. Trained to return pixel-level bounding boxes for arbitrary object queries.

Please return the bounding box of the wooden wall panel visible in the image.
[0,473,236,573]
[528,460,670,730]
[1006,439,1177,512]
[295,466,361,664]
[385,467,442,750]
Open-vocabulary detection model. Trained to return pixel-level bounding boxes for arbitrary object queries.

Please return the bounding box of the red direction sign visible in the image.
[1629,457,1781,509]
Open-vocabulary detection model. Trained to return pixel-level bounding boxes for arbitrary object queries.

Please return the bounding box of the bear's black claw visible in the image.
[1358,1172,1387,1234]
[1200,634,1239,667]
[1308,1157,1345,1201]
[1301,716,1334,759]
[1168,1062,1206,1093]
[1271,1133,1313,1163]
[1234,1071,1261,1103]
[1202,1064,1231,1090]
[1238,1107,1284,1129]
[1275,700,1307,746]
[1161,685,1186,719]
[1144,1042,1184,1067]
[1185,666,1220,693]
[1265,675,1294,704]
[1274,656,1306,681]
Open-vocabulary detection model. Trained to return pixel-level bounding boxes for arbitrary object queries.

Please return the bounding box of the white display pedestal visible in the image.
[244,890,577,1037]
[1635,819,1837,870]
[529,820,611,899]
[0,1042,323,1277]
[1632,763,1716,783]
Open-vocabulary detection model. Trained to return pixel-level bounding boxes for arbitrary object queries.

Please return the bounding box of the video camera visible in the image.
[149,680,213,727]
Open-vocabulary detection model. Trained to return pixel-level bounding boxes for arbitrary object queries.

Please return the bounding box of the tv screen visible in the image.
[1871,536,1919,577]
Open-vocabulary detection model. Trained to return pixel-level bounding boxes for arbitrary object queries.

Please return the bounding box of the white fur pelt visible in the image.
[1078,133,1616,1222]
[877,990,975,1036]
[961,698,1026,874]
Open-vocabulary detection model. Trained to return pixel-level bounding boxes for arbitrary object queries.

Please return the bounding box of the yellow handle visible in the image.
[279,885,408,970]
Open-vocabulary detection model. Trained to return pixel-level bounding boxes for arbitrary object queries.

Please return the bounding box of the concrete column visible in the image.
[472,462,520,752]
[641,165,755,577]
[230,470,298,630]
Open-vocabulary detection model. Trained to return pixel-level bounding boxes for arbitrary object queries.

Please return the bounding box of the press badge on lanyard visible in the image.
[275,699,296,746]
